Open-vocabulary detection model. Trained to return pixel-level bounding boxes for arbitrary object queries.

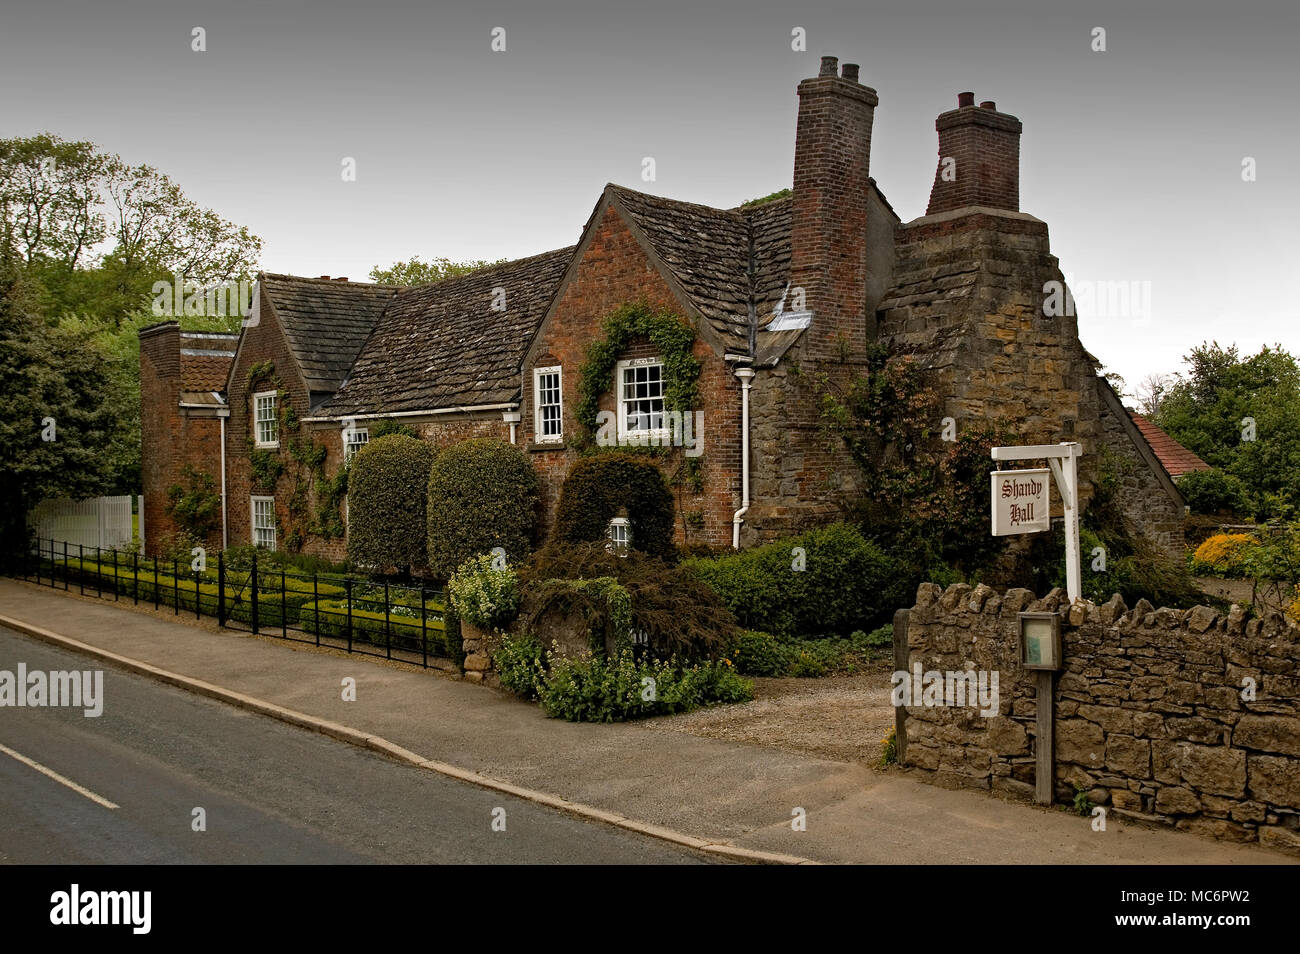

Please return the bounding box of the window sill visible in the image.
[616,430,672,445]
[528,441,567,453]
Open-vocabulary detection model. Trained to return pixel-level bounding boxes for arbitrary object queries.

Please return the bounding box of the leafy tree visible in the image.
[1,133,263,496]
[368,256,504,286]
[1,134,262,325]
[739,188,792,208]
[0,255,117,555]
[1155,342,1300,519]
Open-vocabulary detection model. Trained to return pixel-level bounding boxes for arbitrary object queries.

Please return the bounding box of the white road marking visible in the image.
[0,740,119,810]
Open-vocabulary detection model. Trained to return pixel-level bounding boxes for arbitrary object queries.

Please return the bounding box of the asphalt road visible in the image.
[0,627,716,864]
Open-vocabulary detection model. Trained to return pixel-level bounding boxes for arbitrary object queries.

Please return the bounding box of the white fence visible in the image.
[28,495,140,553]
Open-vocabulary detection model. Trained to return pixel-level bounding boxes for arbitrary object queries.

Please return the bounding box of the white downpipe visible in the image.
[220,414,228,551]
[502,410,521,445]
[732,367,755,549]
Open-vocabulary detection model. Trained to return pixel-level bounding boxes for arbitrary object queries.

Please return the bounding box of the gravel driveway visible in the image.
[647,660,897,765]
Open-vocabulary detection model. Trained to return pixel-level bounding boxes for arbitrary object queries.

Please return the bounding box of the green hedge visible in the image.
[347,434,438,570]
[426,438,539,579]
[1178,468,1252,516]
[57,557,346,627]
[552,453,675,560]
[299,600,451,656]
[683,523,901,636]
[731,626,892,677]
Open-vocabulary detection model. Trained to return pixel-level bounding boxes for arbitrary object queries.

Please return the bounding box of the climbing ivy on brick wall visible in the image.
[244,361,346,551]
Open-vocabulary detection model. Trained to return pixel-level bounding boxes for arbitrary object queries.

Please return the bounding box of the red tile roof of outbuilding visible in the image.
[1129,412,1211,478]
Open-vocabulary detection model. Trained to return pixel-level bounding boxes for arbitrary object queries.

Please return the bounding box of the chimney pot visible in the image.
[841,62,859,82]
[819,55,838,76]
[927,96,1023,214]
[318,275,331,280]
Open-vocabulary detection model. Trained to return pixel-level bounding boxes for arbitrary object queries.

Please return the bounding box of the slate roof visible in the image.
[1129,412,1211,478]
[258,274,398,395]
[313,248,574,417]
[271,181,889,415]
[607,184,838,365]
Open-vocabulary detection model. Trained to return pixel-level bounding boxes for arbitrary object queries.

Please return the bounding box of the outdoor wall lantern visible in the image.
[1017,612,1062,671]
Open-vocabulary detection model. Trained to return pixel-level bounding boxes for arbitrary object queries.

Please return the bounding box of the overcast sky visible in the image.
[2,0,1296,390]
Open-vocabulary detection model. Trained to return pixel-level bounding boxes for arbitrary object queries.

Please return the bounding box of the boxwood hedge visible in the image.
[426,438,539,579]
[347,434,437,571]
[552,453,675,560]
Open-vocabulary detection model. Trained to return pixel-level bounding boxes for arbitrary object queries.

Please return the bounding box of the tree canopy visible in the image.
[368,256,504,286]
[1155,342,1300,520]
[1,133,262,326]
[1,133,264,503]
[0,256,117,551]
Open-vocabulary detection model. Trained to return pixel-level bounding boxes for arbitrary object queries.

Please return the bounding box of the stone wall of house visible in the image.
[875,208,1187,559]
[520,203,742,550]
[877,210,1102,494]
[899,581,1300,854]
[743,341,865,544]
[139,322,226,556]
[1096,385,1187,559]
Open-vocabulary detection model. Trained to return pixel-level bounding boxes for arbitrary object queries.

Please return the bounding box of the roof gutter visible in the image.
[303,402,518,424]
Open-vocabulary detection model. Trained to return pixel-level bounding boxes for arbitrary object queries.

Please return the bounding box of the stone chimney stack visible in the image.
[790,55,878,362]
[926,93,1023,214]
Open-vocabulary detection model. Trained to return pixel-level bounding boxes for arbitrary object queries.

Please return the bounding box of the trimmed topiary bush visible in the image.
[683,522,901,636]
[553,453,675,560]
[426,438,539,579]
[346,434,437,571]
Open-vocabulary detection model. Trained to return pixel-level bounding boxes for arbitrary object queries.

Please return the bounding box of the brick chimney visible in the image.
[926,93,1022,214]
[790,55,878,362]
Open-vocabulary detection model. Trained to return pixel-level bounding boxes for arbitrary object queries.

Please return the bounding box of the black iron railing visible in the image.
[15,537,458,670]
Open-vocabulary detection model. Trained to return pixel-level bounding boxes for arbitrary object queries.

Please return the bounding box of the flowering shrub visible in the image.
[1190,533,1258,577]
[447,553,520,630]
[536,650,751,722]
[492,634,752,722]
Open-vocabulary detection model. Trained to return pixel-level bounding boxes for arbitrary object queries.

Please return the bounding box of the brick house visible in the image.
[138,322,238,551]
[140,56,1190,563]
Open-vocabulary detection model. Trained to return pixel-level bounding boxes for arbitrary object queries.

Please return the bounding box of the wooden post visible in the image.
[1035,669,1054,805]
[892,608,910,766]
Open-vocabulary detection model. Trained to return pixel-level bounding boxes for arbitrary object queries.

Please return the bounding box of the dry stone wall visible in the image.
[900,581,1300,854]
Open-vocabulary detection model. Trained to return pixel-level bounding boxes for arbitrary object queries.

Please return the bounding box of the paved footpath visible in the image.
[1,578,1292,865]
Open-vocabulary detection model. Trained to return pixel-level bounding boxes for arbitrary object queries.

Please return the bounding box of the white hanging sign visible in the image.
[990,468,1051,536]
